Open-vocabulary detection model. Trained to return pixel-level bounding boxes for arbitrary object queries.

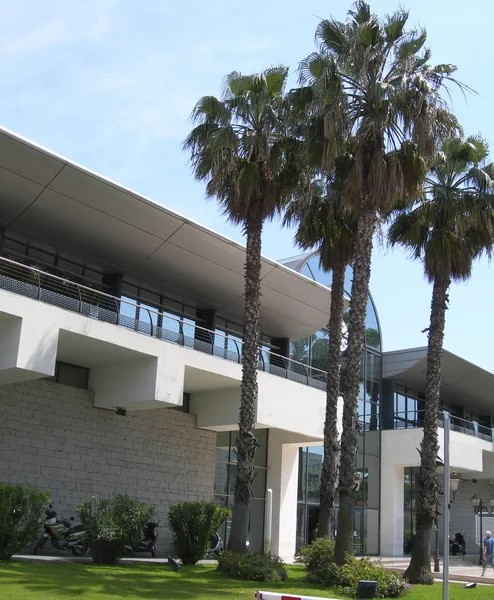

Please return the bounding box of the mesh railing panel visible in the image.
[0,256,329,391]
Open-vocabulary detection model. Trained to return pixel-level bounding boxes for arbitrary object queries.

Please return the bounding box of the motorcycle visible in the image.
[449,532,466,556]
[207,532,224,558]
[33,505,88,556]
[125,521,160,557]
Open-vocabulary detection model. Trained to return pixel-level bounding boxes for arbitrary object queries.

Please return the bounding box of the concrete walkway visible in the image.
[376,557,494,585]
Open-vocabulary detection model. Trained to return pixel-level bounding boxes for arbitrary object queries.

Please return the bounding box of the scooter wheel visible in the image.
[70,544,88,556]
[33,538,46,555]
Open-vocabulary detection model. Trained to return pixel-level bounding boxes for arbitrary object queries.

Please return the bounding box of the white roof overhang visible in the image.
[0,127,335,339]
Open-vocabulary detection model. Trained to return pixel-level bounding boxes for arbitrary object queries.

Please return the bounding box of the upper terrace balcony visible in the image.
[0,256,327,391]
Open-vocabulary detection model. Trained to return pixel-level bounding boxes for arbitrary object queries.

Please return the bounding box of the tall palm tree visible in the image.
[285,149,357,540]
[389,135,494,583]
[184,67,301,552]
[299,1,460,564]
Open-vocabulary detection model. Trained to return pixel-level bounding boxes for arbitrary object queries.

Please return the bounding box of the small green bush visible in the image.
[218,550,288,582]
[168,501,230,565]
[307,556,411,598]
[296,537,335,571]
[0,483,50,561]
[79,495,154,565]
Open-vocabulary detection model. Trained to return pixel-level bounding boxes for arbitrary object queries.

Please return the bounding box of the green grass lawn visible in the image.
[0,561,490,600]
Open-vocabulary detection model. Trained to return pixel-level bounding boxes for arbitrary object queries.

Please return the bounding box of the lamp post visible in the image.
[471,494,494,566]
[434,472,461,572]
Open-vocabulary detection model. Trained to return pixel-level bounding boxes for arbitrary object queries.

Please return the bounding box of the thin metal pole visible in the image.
[442,417,450,600]
[264,489,273,554]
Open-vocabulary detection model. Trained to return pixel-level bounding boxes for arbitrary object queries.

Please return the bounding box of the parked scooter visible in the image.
[33,505,88,556]
[125,522,160,557]
[207,532,224,558]
[449,532,466,556]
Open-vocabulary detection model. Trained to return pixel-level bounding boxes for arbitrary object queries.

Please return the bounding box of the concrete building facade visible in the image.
[0,127,493,557]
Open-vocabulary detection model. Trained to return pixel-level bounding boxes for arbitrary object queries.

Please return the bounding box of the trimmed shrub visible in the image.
[296,537,335,571]
[0,483,50,561]
[168,501,230,565]
[218,550,288,582]
[79,494,154,565]
[307,556,411,598]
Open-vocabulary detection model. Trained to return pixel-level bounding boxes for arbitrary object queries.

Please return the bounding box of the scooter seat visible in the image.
[69,524,85,533]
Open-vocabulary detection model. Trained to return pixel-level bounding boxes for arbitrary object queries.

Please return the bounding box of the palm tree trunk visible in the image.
[405,275,450,584]
[228,211,263,553]
[317,261,346,539]
[334,207,376,566]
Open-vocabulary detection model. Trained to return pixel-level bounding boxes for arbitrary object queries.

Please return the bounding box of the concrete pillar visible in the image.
[380,463,404,556]
[267,430,300,559]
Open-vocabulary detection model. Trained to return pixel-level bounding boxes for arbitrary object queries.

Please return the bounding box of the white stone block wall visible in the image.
[0,379,216,554]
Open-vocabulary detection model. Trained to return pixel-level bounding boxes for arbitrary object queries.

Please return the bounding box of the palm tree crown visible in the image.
[300,0,462,212]
[184,67,300,225]
[389,136,494,277]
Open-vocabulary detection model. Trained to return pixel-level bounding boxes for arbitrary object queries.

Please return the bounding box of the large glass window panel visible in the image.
[365,455,380,509]
[254,429,268,467]
[139,302,158,328]
[214,462,229,495]
[365,297,381,350]
[227,464,239,496]
[252,468,267,499]
[247,499,265,553]
[298,448,307,502]
[290,338,310,365]
[296,503,307,552]
[216,432,230,463]
[306,447,323,504]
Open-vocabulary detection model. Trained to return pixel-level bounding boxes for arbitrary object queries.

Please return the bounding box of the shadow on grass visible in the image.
[0,562,335,600]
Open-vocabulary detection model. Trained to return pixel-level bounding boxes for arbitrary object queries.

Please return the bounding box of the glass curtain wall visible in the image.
[214,429,268,553]
[287,252,382,555]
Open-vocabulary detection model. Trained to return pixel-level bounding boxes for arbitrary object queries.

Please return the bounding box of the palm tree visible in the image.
[184,67,301,552]
[285,150,357,540]
[299,1,460,564]
[389,135,494,583]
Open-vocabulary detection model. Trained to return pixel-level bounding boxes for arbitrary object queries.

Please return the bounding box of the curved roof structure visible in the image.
[279,250,382,351]
[0,127,333,340]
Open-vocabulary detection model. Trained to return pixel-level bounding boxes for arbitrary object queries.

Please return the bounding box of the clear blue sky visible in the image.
[1,0,492,370]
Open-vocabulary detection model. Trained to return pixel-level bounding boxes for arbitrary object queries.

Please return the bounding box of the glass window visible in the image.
[216,432,230,463]
[57,258,83,275]
[55,362,89,389]
[254,429,268,467]
[251,468,267,499]
[298,448,307,502]
[214,462,229,495]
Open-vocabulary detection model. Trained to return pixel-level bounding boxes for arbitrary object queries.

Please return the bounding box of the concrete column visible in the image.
[380,463,404,556]
[267,430,300,559]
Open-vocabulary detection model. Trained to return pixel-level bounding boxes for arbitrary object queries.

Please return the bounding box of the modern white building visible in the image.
[0,127,493,558]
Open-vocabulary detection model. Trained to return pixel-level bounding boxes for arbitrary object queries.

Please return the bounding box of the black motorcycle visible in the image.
[33,505,88,556]
[449,532,466,556]
[125,521,159,557]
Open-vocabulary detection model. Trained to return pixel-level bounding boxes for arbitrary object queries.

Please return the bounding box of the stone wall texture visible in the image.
[0,379,216,554]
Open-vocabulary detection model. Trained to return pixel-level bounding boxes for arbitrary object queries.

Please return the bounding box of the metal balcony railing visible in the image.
[394,410,494,442]
[0,256,327,390]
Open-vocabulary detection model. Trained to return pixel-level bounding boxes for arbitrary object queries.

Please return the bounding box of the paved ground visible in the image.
[376,557,494,585]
